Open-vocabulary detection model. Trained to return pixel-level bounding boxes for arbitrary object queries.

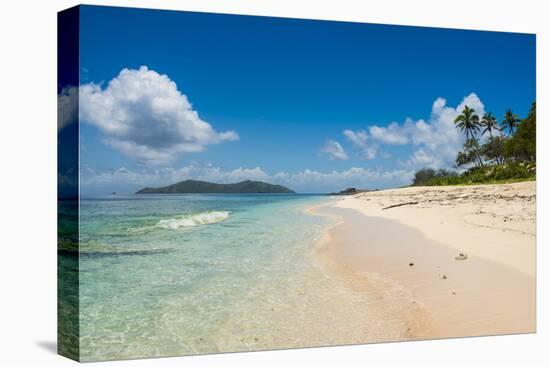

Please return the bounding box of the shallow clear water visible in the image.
[73,194,334,361]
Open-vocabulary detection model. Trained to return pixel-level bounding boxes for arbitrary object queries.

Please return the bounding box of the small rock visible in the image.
[441,274,447,280]
[454,252,468,260]
[452,291,456,295]
[409,262,414,267]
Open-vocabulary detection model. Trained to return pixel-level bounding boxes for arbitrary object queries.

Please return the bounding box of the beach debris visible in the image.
[409,262,414,267]
[454,252,468,260]
[381,201,419,210]
[441,274,447,280]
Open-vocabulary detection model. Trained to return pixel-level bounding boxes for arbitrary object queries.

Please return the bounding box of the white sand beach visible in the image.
[316,181,536,339]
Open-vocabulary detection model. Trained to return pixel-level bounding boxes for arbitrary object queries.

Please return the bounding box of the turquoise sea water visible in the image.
[67,194,335,361]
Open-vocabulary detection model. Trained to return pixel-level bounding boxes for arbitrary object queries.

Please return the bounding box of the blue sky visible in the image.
[73,5,535,193]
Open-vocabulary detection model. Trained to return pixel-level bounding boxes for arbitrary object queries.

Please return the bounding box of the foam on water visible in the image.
[156,211,231,229]
[74,194,334,361]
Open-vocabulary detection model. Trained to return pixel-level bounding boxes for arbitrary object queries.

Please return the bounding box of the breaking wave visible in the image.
[155,211,231,230]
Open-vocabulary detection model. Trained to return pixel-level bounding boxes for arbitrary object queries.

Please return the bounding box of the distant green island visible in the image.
[136,179,295,194]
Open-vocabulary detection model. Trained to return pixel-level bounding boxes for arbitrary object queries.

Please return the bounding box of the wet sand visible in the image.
[213,204,432,352]
[315,181,536,339]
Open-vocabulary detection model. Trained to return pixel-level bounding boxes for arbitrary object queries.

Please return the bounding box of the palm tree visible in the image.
[480,112,499,138]
[501,109,520,135]
[454,106,481,140]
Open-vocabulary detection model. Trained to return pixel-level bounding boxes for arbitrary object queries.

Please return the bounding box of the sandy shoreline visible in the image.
[314,181,536,340]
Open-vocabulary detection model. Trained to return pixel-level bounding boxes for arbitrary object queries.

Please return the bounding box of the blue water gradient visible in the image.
[76,194,334,360]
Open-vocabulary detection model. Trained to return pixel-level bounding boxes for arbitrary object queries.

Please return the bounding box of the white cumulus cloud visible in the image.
[338,93,486,169]
[320,140,349,160]
[80,66,239,165]
[343,129,378,160]
[58,86,78,131]
[368,122,409,145]
[405,93,485,168]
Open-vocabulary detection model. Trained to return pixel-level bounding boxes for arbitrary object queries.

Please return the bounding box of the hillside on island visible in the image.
[136,180,295,194]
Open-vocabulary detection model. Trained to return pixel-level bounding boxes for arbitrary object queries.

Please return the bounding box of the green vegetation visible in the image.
[412,102,536,186]
[412,163,535,186]
[412,168,457,186]
[136,179,295,194]
[453,105,480,139]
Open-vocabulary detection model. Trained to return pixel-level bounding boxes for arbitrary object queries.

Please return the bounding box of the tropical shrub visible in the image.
[504,102,536,163]
[411,101,535,187]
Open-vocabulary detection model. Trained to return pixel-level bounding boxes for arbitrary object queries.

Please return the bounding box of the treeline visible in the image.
[412,101,536,186]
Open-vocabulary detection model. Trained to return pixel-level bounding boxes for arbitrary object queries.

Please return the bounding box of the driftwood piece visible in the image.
[381,201,419,210]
